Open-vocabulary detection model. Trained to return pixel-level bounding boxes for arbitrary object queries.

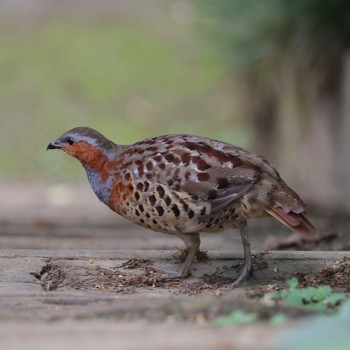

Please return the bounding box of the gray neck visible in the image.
[84,166,114,206]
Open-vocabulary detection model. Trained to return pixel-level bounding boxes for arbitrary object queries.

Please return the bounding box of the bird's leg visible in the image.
[223,221,253,287]
[151,233,200,279]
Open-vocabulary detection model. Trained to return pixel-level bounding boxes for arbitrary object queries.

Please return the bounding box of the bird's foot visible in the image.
[150,265,188,280]
[221,260,253,287]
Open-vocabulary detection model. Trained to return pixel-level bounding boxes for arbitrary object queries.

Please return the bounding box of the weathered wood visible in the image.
[0,249,348,350]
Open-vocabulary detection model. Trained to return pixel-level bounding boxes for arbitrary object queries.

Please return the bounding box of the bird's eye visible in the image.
[66,137,74,145]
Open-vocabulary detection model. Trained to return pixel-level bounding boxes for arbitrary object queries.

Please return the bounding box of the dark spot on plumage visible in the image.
[188,209,195,219]
[217,177,229,189]
[192,156,211,171]
[174,183,181,191]
[152,219,158,225]
[184,141,203,151]
[146,173,152,180]
[184,141,243,167]
[148,195,156,206]
[200,207,206,215]
[136,183,143,191]
[135,159,143,166]
[138,164,144,176]
[135,209,140,216]
[146,213,151,218]
[197,172,210,182]
[214,218,220,224]
[167,179,174,186]
[146,161,153,171]
[143,181,150,192]
[159,163,166,170]
[183,203,188,211]
[205,223,212,228]
[129,184,134,191]
[156,206,164,216]
[171,204,180,217]
[208,189,217,199]
[136,148,145,154]
[125,173,131,181]
[180,152,192,165]
[134,192,140,201]
[185,171,191,180]
[165,153,175,163]
[146,146,158,152]
[138,139,154,146]
[156,185,165,198]
[153,155,162,162]
[138,204,144,212]
[164,196,171,206]
[173,157,180,165]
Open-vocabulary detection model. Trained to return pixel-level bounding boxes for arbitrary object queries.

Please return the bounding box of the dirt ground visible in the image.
[1,182,350,350]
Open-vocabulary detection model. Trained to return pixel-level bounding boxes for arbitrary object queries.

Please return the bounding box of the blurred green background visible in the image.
[0,0,349,210]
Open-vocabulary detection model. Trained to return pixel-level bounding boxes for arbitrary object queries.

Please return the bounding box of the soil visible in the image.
[33,253,270,295]
[294,256,350,292]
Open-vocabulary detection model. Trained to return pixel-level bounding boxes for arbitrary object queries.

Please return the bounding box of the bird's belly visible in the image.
[111,195,245,235]
[107,176,266,235]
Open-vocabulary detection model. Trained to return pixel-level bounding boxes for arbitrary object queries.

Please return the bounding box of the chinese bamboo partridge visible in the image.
[47,127,315,286]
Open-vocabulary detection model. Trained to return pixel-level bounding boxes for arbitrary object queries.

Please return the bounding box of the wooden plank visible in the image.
[0,249,348,350]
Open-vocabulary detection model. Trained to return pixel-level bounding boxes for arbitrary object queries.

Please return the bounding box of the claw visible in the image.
[230,260,253,287]
[150,265,185,279]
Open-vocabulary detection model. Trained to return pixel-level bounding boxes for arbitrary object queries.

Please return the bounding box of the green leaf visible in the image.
[287,277,299,289]
[267,278,347,312]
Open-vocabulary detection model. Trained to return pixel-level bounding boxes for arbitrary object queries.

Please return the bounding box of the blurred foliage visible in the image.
[196,0,350,183]
[211,309,258,327]
[197,0,350,71]
[1,1,349,182]
[0,15,248,181]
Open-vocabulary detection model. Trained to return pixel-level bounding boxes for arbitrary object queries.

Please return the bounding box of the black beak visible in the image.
[47,139,63,150]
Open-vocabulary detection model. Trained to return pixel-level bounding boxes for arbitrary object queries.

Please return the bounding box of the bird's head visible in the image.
[47,127,118,165]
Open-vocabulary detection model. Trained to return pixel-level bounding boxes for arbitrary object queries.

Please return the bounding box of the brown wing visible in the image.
[181,165,259,214]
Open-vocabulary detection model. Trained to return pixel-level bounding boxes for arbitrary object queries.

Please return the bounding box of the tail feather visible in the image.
[265,206,315,235]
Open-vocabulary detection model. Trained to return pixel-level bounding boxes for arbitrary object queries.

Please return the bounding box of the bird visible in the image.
[47,127,315,286]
